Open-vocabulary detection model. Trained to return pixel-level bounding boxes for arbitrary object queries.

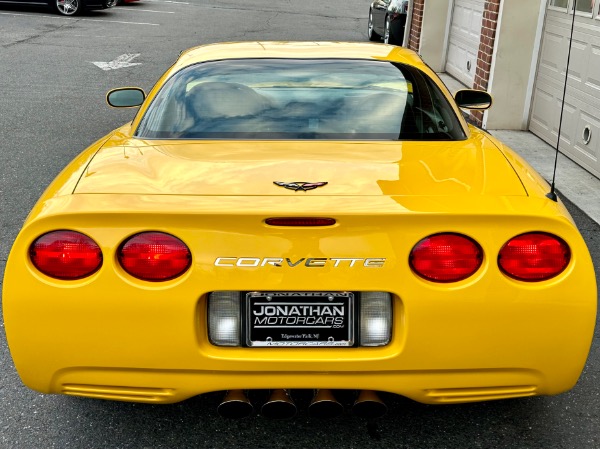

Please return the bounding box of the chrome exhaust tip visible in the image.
[308,389,344,419]
[261,389,297,419]
[352,390,387,419]
[217,389,253,419]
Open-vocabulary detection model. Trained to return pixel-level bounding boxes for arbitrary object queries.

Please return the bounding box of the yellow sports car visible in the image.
[3,42,597,419]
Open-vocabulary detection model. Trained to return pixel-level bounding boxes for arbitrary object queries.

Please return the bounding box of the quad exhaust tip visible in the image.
[308,389,344,419]
[217,389,387,419]
[261,389,297,420]
[217,389,254,419]
[352,390,387,419]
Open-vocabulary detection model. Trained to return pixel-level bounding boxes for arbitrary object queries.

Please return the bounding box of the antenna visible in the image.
[547,0,578,202]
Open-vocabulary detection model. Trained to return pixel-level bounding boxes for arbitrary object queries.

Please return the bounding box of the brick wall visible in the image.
[408,0,425,52]
[471,0,501,125]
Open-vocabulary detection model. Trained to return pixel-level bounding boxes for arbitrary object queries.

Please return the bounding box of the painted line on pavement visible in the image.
[0,12,159,25]
[123,9,175,13]
[81,17,160,25]
[143,0,190,4]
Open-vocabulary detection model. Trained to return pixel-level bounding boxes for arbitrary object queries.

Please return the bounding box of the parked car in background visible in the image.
[368,0,408,45]
[0,0,116,15]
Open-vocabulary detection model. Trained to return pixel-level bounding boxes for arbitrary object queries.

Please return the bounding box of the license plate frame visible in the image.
[245,291,354,347]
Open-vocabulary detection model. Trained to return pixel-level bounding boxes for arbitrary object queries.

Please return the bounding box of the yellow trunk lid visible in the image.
[75,133,526,197]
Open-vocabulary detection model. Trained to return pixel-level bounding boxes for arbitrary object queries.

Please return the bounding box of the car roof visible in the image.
[173,41,427,71]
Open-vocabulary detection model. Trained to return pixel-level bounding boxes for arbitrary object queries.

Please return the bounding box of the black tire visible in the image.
[368,9,381,41]
[384,16,401,45]
[383,16,392,44]
[54,0,82,15]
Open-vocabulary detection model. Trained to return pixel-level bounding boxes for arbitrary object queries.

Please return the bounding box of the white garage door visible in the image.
[530,1,600,179]
[446,0,484,87]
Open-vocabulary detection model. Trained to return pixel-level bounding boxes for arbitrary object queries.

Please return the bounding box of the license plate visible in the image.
[246,292,354,347]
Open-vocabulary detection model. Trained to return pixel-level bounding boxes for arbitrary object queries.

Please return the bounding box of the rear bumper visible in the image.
[84,0,115,9]
[4,194,597,404]
[6,279,595,404]
[56,368,543,404]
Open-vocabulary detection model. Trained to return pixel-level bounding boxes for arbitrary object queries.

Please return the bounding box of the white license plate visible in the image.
[246,291,354,347]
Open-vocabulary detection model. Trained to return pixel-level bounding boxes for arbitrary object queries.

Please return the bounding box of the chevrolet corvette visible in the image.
[3,42,596,419]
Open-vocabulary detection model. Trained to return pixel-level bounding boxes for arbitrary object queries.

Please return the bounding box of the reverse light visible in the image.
[410,233,483,282]
[360,292,392,346]
[29,230,102,280]
[498,232,570,281]
[208,291,241,346]
[118,232,191,281]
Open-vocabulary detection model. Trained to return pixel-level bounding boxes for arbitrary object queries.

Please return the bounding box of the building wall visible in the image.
[471,0,500,124]
[418,0,452,72]
[483,0,545,129]
[474,1,500,91]
[407,0,425,53]
[408,0,544,130]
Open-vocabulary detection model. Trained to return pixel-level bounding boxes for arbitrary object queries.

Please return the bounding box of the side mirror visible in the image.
[106,88,145,108]
[454,89,492,110]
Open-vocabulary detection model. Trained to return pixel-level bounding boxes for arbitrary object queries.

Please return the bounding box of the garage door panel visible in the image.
[587,46,600,89]
[568,39,587,81]
[450,5,468,35]
[530,86,556,132]
[559,102,577,143]
[577,112,600,160]
[572,100,600,164]
[445,45,465,79]
[446,0,484,87]
[539,31,566,72]
[530,7,600,178]
[467,8,482,39]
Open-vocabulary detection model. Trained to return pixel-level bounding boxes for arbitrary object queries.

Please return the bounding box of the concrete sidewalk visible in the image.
[438,72,600,225]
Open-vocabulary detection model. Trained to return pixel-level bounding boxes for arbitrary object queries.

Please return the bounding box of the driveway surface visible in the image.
[1,1,598,447]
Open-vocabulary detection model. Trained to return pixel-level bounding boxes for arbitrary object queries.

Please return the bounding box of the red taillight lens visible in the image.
[410,233,483,282]
[29,230,102,280]
[265,217,336,227]
[498,232,570,281]
[118,232,191,281]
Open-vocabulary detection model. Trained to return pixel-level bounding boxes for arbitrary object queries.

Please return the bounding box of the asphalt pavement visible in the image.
[0,1,599,448]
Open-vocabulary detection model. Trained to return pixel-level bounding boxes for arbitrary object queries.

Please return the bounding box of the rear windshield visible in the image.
[136,58,466,141]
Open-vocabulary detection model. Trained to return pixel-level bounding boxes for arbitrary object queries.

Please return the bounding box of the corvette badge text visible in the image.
[214,257,386,268]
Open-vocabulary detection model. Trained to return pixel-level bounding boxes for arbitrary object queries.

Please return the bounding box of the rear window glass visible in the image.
[136,58,466,141]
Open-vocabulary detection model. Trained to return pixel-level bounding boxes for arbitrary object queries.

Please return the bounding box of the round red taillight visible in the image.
[498,232,570,281]
[118,232,191,281]
[29,230,102,280]
[410,233,483,282]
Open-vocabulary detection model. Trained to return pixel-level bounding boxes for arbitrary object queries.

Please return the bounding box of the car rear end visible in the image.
[3,153,596,406]
[3,44,596,414]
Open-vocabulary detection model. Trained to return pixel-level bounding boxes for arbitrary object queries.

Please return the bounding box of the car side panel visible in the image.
[371,0,390,37]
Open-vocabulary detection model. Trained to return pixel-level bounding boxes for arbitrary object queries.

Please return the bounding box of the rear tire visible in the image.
[368,10,381,41]
[384,16,392,44]
[54,0,81,15]
[384,16,402,45]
